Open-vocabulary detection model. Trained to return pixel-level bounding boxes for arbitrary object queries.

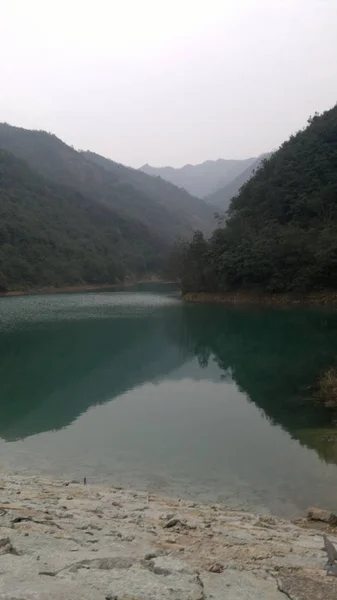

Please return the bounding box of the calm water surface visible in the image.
[1,283,337,517]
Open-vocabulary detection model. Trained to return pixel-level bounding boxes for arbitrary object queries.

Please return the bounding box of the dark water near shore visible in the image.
[1,283,337,517]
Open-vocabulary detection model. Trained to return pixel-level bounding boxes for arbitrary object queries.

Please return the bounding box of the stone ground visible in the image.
[0,474,336,599]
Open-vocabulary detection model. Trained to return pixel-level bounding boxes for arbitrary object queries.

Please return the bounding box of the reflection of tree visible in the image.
[0,304,188,441]
[168,304,337,462]
[3,295,337,468]
[297,429,337,463]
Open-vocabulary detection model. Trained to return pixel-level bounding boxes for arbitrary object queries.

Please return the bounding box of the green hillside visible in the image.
[205,153,271,209]
[83,151,214,234]
[0,150,164,291]
[173,105,337,293]
[0,124,214,243]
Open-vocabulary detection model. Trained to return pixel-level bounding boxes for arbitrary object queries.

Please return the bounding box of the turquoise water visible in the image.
[1,283,337,516]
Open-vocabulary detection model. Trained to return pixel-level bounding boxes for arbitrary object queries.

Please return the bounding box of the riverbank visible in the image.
[0,278,170,297]
[0,283,122,297]
[184,290,337,307]
[0,474,336,599]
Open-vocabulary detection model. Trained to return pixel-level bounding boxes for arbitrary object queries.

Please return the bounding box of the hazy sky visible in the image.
[1,0,336,167]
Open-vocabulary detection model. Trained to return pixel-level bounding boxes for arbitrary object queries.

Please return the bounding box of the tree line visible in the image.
[170,105,337,294]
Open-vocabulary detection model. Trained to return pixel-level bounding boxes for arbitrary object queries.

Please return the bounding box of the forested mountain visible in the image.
[0,123,214,244]
[0,150,164,290]
[82,151,213,232]
[173,105,337,294]
[206,153,271,209]
[141,157,256,198]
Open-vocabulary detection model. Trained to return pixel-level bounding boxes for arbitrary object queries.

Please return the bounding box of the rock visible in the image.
[2,473,337,600]
[278,572,337,600]
[209,563,224,573]
[307,507,337,525]
[164,536,177,543]
[148,556,196,576]
[88,523,102,531]
[106,566,202,600]
[323,534,337,565]
[68,556,135,572]
[144,551,166,560]
[0,537,19,555]
[163,517,180,528]
[166,513,175,520]
[201,570,284,599]
[327,565,337,577]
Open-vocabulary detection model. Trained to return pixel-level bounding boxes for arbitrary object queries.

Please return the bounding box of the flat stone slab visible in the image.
[106,566,203,600]
[0,474,336,600]
[278,571,337,600]
[201,570,284,600]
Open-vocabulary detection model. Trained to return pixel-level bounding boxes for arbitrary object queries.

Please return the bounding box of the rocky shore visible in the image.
[183,291,337,307]
[0,474,336,599]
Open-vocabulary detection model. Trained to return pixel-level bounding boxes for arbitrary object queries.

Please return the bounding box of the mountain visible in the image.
[140,157,257,198]
[206,153,272,209]
[173,104,337,294]
[0,123,214,245]
[0,149,164,290]
[82,151,214,234]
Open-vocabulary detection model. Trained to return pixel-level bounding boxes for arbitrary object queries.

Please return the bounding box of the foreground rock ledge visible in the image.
[0,475,336,599]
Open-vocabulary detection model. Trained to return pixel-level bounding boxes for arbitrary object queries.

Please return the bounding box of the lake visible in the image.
[1,282,337,517]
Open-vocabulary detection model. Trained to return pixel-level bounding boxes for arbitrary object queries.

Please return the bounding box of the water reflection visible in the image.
[169,304,337,462]
[1,286,337,484]
[0,289,186,440]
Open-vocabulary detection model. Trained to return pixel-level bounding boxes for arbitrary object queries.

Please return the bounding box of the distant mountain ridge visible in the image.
[82,151,213,234]
[206,153,272,209]
[140,157,257,198]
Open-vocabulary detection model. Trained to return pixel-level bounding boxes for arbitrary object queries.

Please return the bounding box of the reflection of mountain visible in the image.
[167,305,337,461]
[0,302,188,441]
[3,291,337,470]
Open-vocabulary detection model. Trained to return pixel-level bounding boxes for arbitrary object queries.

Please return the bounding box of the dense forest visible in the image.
[82,151,213,232]
[0,123,214,290]
[205,153,271,209]
[173,105,337,294]
[0,124,214,244]
[0,150,165,290]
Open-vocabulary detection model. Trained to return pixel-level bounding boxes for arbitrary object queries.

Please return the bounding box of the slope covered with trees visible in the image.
[82,151,213,233]
[205,153,271,209]
[0,150,164,290]
[173,105,337,294]
[0,124,214,244]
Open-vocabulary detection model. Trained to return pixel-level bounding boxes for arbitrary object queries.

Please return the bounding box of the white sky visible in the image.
[1,0,336,167]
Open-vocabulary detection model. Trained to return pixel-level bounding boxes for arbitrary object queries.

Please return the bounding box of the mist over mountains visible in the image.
[140,157,257,198]
[205,153,272,210]
[0,122,216,290]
